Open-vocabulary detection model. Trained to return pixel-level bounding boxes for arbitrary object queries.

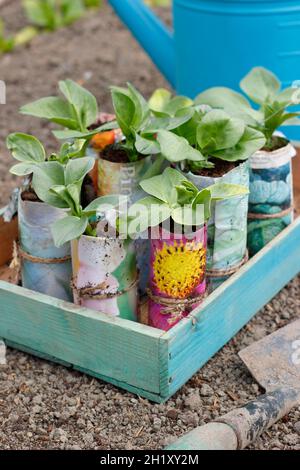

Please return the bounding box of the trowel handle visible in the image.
[166,388,300,450]
[215,387,299,449]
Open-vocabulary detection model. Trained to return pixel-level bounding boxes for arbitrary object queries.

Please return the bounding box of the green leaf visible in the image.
[171,205,205,227]
[31,161,66,207]
[145,110,194,133]
[52,121,118,140]
[60,0,85,25]
[175,180,198,205]
[6,133,46,163]
[211,127,266,161]
[164,96,193,116]
[195,87,261,126]
[65,157,95,185]
[59,79,98,129]
[23,0,58,30]
[50,184,79,214]
[149,88,193,117]
[9,162,35,176]
[127,82,150,129]
[111,86,135,139]
[206,183,249,200]
[51,215,88,247]
[128,196,171,233]
[83,195,127,214]
[240,67,281,105]
[191,188,212,221]
[20,96,78,129]
[156,129,205,163]
[196,110,245,153]
[135,134,160,155]
[140,166,187,206]
[149,88,172,113]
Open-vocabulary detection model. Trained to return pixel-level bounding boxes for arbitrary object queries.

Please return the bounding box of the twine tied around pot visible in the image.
[146,288,207,325]
[8,242,72,286]
[206,250,249,279]
[18,245,71,264]
[71,274,139,300]
[248,205,293,220]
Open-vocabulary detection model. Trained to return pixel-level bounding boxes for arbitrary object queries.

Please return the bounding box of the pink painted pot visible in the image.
[148,225,207,331]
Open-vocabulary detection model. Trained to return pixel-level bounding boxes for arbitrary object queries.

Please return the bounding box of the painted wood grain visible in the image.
[164,216,300,397]
[0,282,168,397]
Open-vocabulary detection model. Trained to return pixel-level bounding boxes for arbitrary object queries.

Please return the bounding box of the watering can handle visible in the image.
[107,0,175,87]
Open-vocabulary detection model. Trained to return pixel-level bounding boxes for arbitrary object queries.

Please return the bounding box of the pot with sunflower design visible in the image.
[129,167,249,330]
[148,225,207,330]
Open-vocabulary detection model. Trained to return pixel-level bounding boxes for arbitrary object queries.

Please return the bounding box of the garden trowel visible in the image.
[166,320,300,450]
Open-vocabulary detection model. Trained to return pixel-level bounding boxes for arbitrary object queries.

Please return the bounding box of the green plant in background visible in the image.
[0,17,39,54]
[83,0,102,7]
[196,67,300,150]
[145,0,171,6]
[129,167,249,233]
[23,0,102,32]
[0,18,14,53]
[20,79,117,142]
[23,0,84,31]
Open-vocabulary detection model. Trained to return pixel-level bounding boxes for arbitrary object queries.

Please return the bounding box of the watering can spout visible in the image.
[108,0,175,88]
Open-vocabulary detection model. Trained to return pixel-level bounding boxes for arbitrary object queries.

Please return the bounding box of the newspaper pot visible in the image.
[98,155,152,201]
[148,225,207,331]
[247,142,296,256]
[18,197,72,301]
[186,161,249,290]
[71,235,138,321]
[98,154,152,295]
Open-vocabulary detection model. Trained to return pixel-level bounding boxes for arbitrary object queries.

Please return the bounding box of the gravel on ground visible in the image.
[0,0,299,451]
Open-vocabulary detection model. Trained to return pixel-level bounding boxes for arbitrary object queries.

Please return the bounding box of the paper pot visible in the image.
[148,226,207,331]
[98,156,152,201]
[18,197,72,301]
[71,235,138,321]
[186,161,249,288]
[98,155,152,295]
[247,143,296,256]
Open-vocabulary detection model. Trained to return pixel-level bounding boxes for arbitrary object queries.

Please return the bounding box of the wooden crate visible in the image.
[0,154,300,403]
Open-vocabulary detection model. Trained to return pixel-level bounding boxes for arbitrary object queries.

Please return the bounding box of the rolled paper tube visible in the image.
[98,154,152,295]
[98,155,152,201]
[248,142,296,256]
[184,161,250,281]
[148,225,207,330]
[206,250,249,292]
[71,235,138,321]
[18,196,72,301]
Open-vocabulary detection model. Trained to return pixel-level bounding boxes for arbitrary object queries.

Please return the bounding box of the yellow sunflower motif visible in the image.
[153,240,206,299]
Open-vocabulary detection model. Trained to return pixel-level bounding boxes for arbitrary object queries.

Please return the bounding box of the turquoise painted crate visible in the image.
[0,155,299,403]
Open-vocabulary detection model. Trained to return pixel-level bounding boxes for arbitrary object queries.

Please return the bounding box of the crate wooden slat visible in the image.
[0,153,299,403]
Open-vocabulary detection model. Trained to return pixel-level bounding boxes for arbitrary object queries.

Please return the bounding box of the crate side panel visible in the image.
[166,217,300,396]
[0,282,162,394]
[4,340,165,403]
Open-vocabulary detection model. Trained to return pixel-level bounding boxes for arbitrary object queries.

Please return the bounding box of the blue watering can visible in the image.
[108,0,300,140]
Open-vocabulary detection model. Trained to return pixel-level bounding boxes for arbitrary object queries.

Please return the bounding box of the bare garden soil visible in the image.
[0,0,299,451]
